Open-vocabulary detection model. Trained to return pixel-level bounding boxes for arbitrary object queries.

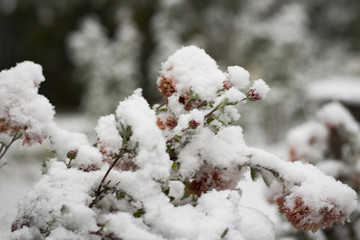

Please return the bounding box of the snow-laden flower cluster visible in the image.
[2,46,357,240]
[285,102,360,237]
[0,61,54,148]
[287,102,360,168]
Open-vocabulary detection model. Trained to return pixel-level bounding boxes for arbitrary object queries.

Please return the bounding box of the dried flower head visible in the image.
[185,166,242,197]
[11,216,32,232]
[276,194,347,232]
[97,141,137,171]
[156,115,177,130]
[247,79,270,101]
[223,79,232,90]
[157,67,176,101]
[66,150,78,160]
[247,89,262,101]
[78,164,99,172]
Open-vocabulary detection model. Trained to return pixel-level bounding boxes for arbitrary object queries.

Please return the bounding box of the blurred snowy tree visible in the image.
[68,11,141,116]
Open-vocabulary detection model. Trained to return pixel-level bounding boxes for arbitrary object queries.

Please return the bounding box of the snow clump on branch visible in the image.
[0,61,54,146]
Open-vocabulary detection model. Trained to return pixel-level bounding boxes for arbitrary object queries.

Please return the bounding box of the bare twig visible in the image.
[0,132,22,161]
[155,102,166,110]
[203,97,247,120]
[204,108,218,119]
[89,230,123,240]
[0,143,5,154]
[89,154,122,208]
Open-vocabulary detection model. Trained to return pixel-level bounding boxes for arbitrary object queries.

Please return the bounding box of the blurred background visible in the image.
[1,1,360,239]
[1,0,360,144]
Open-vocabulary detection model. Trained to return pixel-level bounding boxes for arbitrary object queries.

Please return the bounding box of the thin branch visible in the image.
[203,97,247,120]
[204,108,218,119]
[89,230,123,240]
[89,153,122,208]
[0,143,5,154]
[166,127,190,144]
[0,132,22,161]
[155,102,166,110]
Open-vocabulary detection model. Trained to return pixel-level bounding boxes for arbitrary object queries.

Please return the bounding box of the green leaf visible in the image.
[171,162,179,171]
[133,209,144,218]
[163,188,170,196]
[174,135,181,142]
[216,98,229,113]
[250,168,260,181]
[189,87,200,100]
[98,221,109,232]
[260,170,274,187]
[206,117,215,124]
[181,190,191,200]
[120,125,132,143]
[116,191,126,200]
[157,108,168,112]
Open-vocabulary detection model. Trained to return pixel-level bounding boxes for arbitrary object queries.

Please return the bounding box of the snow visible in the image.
[238,206,275,240]
[2,47,358,240]
[317,102,360,133]
[214,87,246,106]
[307,76,360,104]
[158,45,226,101]
[0,61,55,145]
[249,147,358,229]
[74,145,102,167]
[317,160,352,179]
[48,123,89,160]
[227,66,250,90]
[95,114,123,155]
[286,121,328,163]
[115,89,172,181]
[9,161,100,239]
[172,109,204,135]
[103,212,164,240]
[250,79,271,100]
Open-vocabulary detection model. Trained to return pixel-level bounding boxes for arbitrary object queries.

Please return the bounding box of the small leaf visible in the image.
[171,162,179,171]
[250,168,260,181]
[189,87,200,100]
[216,98,229,113]
[181,190,191,200]
[174,135,181,142]
[133,209,144,218]
[206,117,215,124]
[260,170,274,187]
[163,188,170,196]
[99,220,109,232]
[120,125,132,143]
[157,108,168,112]
[116,191,126,200]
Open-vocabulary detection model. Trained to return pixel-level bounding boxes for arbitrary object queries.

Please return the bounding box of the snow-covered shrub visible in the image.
[284,102,360,239]
[149,1,317,143]
[2,47,358,240]
[0,61,55,165]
